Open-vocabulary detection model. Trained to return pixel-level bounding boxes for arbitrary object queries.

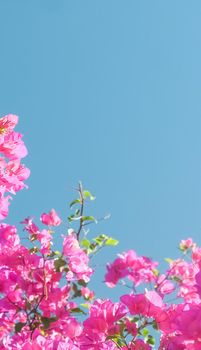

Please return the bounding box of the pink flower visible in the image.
[0,115,29,220]
[81,287,94,300]
[156,274,175,295]
[0,224,19,249]
[79,299,127,349]
[125,318,137,336]
[63,231,93,282]
[0,132,28,160]
[130,339,151,350]
[40,209,61,226]
[192,247,201,263]
[180,238,196,251]
[0,114,18,135]
[4,160,30,193]
[21,217,40,235]
[105,249,158,287]
[37,229,52,254]
[0,189,11,220]
[63,231,80,256]
[121,290,164,320]
[87,299,127,328]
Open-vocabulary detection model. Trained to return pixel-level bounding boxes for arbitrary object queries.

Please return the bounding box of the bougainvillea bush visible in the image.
[1,115,201,349]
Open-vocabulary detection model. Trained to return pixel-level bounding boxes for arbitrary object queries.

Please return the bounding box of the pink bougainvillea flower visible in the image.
[40,208,61,226]
[63,231,93,283]
[37,229,52,254]
[105,249,158,288]
[0,223,20,249]
[4,160,30,193]
[130,339,151,350]
[0,114,18,135]
[79,299,127,349]
[179,238,196,251]
[0,188,11,221]
[0,132,28,160]
[21,216,40,235]
[0,115,29,220]
[124,318,137,337]
[156,274,175,296]
[81,287,94,300]
[121,290,164,321]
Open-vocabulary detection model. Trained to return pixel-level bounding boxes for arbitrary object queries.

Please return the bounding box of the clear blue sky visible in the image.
[1,1,201,298]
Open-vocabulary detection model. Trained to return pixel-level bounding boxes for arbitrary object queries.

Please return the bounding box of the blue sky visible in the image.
[1,1,201,298]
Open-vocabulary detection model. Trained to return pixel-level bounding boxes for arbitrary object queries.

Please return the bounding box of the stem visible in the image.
[77,181,84,240]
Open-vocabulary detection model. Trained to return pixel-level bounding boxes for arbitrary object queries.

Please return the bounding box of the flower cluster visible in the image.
[1,115,201,349]
[105,249,158,288]
[0,115,29,220]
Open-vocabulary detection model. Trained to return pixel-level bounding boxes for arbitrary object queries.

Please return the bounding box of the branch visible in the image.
[76,181,84,240]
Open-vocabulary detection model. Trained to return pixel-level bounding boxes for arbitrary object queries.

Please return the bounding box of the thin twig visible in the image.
[77,181,84,240]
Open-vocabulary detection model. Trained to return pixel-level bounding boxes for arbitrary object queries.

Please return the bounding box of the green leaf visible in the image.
[80,303,90,308]
[78,280,87,287]
[29,247,39,253]
[54,258,66,272]
[81,239,90,248]
[171,275,182,283]
[89,242,98,251]
[105,238,119,246]
[68,214,74,223]
[152,268,159,277]
[83,190,96,201]
[164,257,173,264]
[147,335,155,345]
[81,216,96,223]
[152,320,158,330]
[15,322,26,333]
[70,307,86,315]
[70,199,81,208]
[68,214,81,222]
[107,335,126,347]
[99,234,107,239]
[94,234,107,243]
[142,328,149,337]
[41,317,57,329]
[71,283,81,298]
[54,250,62,256]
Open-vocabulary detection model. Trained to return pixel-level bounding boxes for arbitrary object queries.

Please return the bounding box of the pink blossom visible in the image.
[40,209,61,226]
[63,231,93,282]
[79,299,127,349]
[81,287,94,300]
[156,274,175,295]
[130,339,151,350]
[0,189,11,220]
[125,318,137,336]
[4,160,30,193]
[21,217,40,235]
[179,238,195,251]
[0,115,29,220]
[63,230,80,255]
[105,249,158,287]
[0,132,27,160]
[121,290,164,320]
[192,246,201,263]
[0,114,18,134]
[37,229,52,254]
